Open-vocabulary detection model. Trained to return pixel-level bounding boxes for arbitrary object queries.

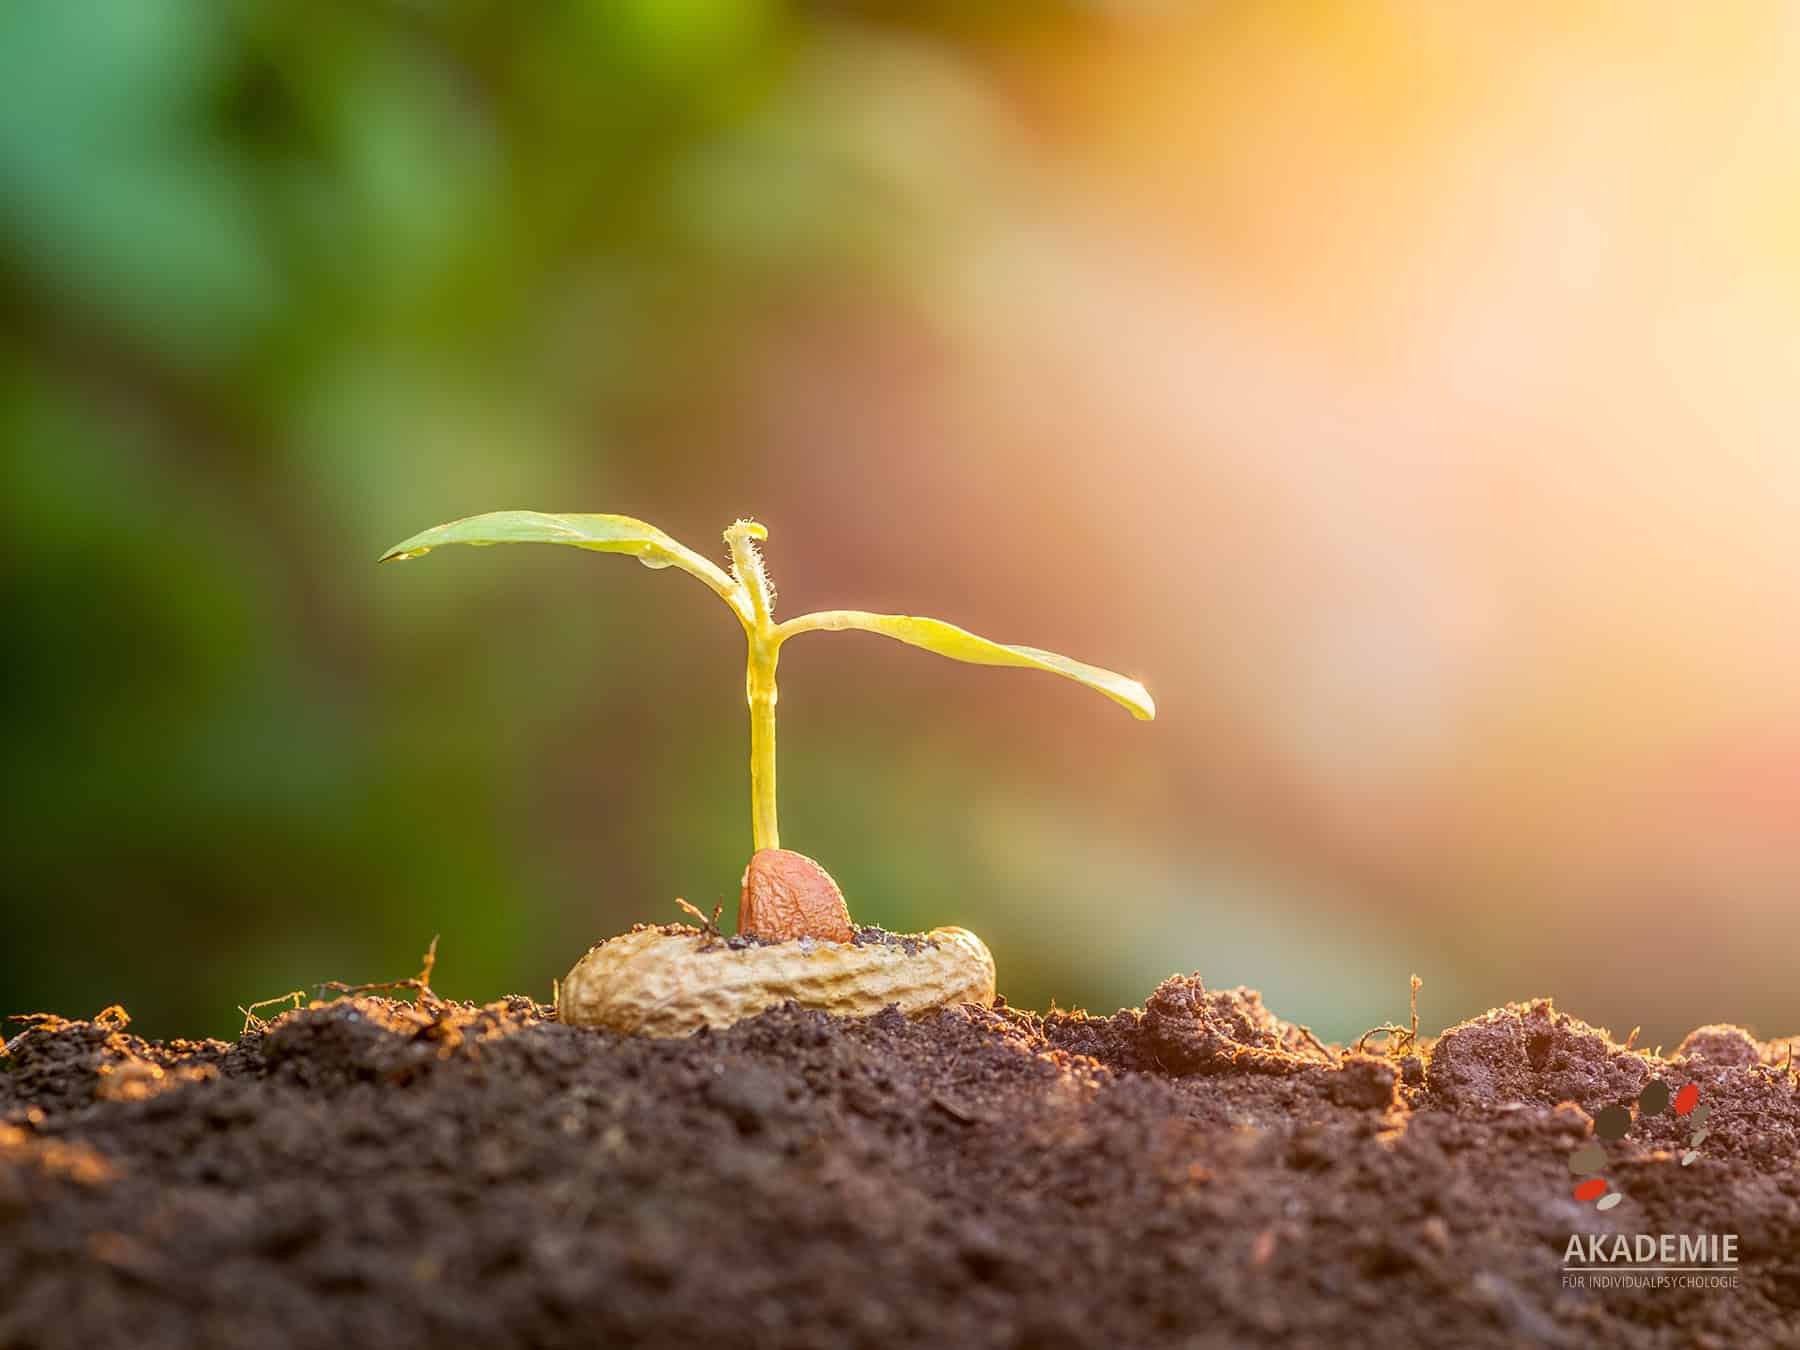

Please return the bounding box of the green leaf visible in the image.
[777,611,1155,720]
[378,510,741,608]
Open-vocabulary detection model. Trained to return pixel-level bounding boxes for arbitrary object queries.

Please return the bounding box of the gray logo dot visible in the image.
[1567,1142,1607,1175]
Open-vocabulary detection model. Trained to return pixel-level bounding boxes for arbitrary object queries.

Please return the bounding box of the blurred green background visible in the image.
[6,2,1799,1049]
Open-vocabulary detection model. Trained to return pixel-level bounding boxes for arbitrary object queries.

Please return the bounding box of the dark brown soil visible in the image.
[3,971,1797,1349]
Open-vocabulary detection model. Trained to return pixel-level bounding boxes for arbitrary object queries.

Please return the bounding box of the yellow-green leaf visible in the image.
[777,611,1154,720]
[379,510,741,609]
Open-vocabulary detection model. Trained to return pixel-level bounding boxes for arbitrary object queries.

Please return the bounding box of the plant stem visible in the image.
[747,639,779,850]
[726,521,781,851]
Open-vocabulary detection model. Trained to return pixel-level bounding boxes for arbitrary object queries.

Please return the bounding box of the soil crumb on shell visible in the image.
[2,987,1796,1349]
[719,923,936,955]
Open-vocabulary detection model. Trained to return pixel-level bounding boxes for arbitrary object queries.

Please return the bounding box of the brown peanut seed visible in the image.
[738,848,854,942]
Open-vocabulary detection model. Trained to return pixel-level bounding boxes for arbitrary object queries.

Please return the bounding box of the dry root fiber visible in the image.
[560,925,996,1037]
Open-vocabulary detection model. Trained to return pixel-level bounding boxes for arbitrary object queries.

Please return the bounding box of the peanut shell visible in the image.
[559,926,996,1037]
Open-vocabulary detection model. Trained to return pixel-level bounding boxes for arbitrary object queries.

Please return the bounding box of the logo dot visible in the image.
[1594,1104,1632,1140]
[1554,1077,1729,1212]
[1568,1142,1607,1175]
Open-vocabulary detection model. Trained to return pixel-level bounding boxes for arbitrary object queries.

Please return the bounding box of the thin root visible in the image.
[1295,1024,1339,1063]
[316,936,443,1009]
[674,898,725,945]
[237,990,306,1036]
[1353,974,1424,1057]
[1352,1023,1414,1056]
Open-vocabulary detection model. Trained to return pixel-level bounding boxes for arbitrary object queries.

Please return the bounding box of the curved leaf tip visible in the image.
[778,611,1155,721]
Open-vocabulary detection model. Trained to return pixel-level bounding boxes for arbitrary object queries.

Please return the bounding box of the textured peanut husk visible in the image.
[559,926,997,1037]
[738,848,854,942]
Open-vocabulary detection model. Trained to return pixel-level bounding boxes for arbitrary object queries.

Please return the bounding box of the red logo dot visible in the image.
[1573,1178,1608,1202]
[1673,1083,1700,1115]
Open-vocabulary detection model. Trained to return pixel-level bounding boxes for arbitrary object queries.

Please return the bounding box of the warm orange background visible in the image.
[4,4,1797,1049]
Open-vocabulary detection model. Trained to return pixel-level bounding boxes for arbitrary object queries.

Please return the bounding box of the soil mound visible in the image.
[4,982,1796,1348]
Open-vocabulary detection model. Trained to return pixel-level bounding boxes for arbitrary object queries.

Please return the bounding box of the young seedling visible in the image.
[382,511,1155,1033]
